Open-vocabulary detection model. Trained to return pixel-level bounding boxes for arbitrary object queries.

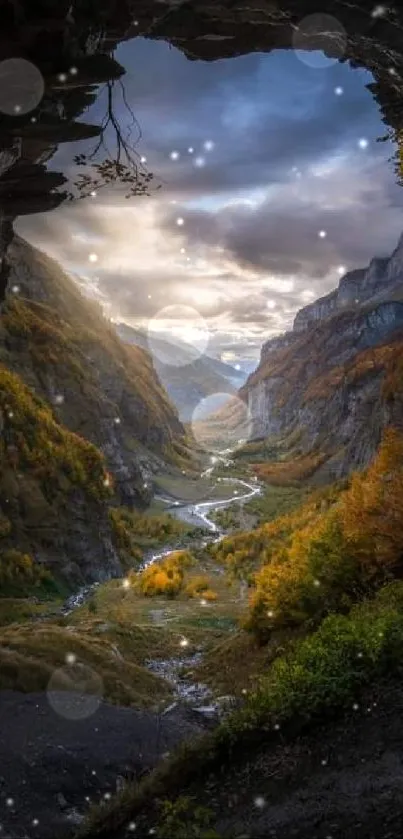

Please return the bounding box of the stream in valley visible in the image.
[62,466,262,721]
[141,470,261,719]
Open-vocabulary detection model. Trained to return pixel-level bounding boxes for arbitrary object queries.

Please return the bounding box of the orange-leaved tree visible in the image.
[339,426,403,577]
[244,427,403,641]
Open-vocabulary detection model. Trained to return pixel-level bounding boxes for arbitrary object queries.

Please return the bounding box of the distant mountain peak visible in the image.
[115,322,247,421]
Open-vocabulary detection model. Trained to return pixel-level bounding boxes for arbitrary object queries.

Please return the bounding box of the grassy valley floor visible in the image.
[0,462,262,708]
[0,466,267,838]
[4,444,403,839]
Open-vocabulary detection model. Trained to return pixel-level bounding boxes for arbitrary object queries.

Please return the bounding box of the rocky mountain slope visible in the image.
[0,238,191,587]
[116,322,245,421]
[242,232,403,482]
[0,690,205,839]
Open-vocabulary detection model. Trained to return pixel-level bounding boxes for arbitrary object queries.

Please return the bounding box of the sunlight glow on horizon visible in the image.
[15,35,402,363]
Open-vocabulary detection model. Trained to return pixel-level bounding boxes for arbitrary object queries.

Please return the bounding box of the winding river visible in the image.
[63,470,261,612]
[155,449,261,532]
[147,474,261,563]
[143,471,261,718]
[61,469,262,718]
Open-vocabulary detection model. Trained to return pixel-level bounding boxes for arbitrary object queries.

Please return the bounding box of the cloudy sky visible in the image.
[17,35,403,366]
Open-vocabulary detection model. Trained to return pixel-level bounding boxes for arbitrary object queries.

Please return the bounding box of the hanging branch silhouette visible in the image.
[377,127,403,186]
[67,79,161,200]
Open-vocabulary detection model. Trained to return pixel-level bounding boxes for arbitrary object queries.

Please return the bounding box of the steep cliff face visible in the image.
[259,332,299,364]
[293,235,403,333]
[0,239,190,587]
[0,363,123,588]
[243,235,403,481]
[1,238,188,499]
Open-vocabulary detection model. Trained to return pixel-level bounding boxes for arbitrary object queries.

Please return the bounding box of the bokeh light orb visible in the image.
[47,662,103,721]
[0,58,45,115]
[191,392,252,454]
[292,14,347,69]
[147,304,210,367]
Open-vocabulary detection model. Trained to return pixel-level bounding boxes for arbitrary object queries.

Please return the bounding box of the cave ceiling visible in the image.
[0,0,402,299]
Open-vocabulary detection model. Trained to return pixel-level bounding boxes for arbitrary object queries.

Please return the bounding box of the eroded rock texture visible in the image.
[0,1,402,302]
[243,232,403,480]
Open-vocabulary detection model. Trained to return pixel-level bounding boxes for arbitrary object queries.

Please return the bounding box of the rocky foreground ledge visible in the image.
[0,690,206,839]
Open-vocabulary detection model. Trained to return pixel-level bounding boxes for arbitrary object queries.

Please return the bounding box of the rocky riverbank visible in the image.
[0,474,259,838]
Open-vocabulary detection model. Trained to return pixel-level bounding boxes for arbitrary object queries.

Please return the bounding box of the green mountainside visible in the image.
[0,238,193,589]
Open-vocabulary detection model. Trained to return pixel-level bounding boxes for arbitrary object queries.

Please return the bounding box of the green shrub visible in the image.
[156,796,221,839]
[88,597,98,614]
[109,507,188,567]
[76,583,403,839]
[223,583,403,739]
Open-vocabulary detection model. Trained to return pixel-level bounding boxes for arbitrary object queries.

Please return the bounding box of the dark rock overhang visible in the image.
[0,0,403,303]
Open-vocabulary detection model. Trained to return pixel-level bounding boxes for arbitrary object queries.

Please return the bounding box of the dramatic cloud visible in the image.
[16,36,403,366]
[169,155,403,277]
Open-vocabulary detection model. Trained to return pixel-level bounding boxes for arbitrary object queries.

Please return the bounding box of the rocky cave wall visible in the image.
[0,0,403,307]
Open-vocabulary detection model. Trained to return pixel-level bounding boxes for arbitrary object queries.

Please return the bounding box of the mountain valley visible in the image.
[115,322,246,421]
[1,231,403,839]
[2,3,403,837]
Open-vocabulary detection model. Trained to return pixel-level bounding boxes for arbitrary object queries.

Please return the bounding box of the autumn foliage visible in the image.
[252,452,326,485]
[183,575,218,601]
[302,337,403,404]
[0,549,53,593]
[184,575,211,598]
[131,553,219,601]
[212,428,403,641]
[2,278,190,467]
[339,426,403,573]
[0,364,111,501]
[132,551,195,598]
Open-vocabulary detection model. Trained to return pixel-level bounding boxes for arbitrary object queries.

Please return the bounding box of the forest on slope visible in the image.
[2,235,403,839]
[0,237,194,590]
[80,423,403,839]
[73,236,403,839]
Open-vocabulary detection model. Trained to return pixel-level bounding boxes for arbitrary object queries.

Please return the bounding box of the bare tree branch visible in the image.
[66,78,161,201]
